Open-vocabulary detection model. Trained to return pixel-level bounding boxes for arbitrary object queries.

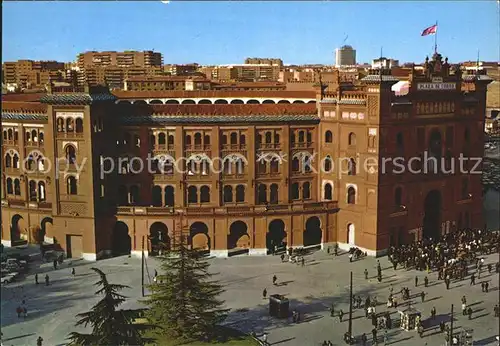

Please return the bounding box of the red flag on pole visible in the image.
[421,24,437,36]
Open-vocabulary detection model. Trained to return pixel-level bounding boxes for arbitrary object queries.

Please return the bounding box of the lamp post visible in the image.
[346,271,354,344]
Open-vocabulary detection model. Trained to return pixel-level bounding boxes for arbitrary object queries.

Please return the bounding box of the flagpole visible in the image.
[434,20,438,54]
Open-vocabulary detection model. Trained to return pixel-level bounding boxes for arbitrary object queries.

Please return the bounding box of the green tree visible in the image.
[143,237,229,343]
[67,267,151,346]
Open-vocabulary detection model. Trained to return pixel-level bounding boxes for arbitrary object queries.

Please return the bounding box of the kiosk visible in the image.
[399,307,421,331]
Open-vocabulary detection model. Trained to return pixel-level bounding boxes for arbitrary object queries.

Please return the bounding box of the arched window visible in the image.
[298,131,305,143]
[230,132,238,145]
[185,135,192,146]
[274,133,280,145]
[394,187,402,206]
[235,158,246,175]
[75,118,83,133]
[14,179,21,195]
[200,185,210,203]
[396,132,404,151]
[67,176,78,195]
[194,133,202,146]
[152,186,162,206]
[7,129,13,140]
[347,186,356,204]
[348,158,356,176]
[462,178,469,199]
[130,185,140,204]
[291,183,300,200]
[188,186,198,203]
[57,118,64,132]
[290,133,296,145]
[257,133,262,146]
[236,185,245,202]
[306,131,312,143]
[324,183,333,200]
[124,132,131,146]
[221,134,228,145]
[6,178,13,194]
[150,134,156,149]
[39,132,44,144]
[5,154,12,168]
[304,155,312,173]
[13,154,19,168]
[258,160,267,174]
[204,134,210,145]
[270,158,279,173]
[325,130,333,143]
[118,185,128,205]
[66,118,74,132]
[158,133,166,145]
[66,145,76,164]
[26,155,35,171]
[265,132,272,144]
[292,157,300,172]
[32,130,38,142]
[165,186,175,207]
[348,132,356,146]
[223,159,231,175]
[38,181,46,201]
[26,131,31,142]
[303,182,311,199]
[270,184,279,204]
[168,135,174,146]
[37,157,45,171]
[240,134,246,146]
[29,180,37,201]
[3,130,7,140]
[14,130,18,141]
[223,185,233,203]
[257,184,267,204]
[324,156,332,172]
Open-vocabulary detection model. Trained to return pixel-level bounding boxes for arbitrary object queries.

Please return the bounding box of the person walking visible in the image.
[361,333,367,346]
[415,276,418,287]
[22,306,27,319]
[16,306,22,318]
[262,288,267,299]
[53,259,58,270]
[494,304,499,317]
[262,333,268,346]
[462,302,467,316]
[330,303,335,317]
[445,278,450,290]
[71,268,75,276]
[364,268,369,280]
[280,254,285,262]
[372,328,378,346]
[272,275,277,286]
[470,274,475,285]
[45,274,49,286]
[301,257,305,267]
[431,306,436,319]
[35,273,38,285]
[36,336,43,346]
[420,291,425,302]
[339,309,344,322]
[467,307,473,320]
[424,276,429,287]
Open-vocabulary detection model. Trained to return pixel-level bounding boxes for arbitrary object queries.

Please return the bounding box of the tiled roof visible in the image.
[361,75,399,83]
[2,101,47,113]
[1,93,46,102]
[120,114,318,125]
[40,92,117,105]
[1,113,48,121]
[112,89,316,99]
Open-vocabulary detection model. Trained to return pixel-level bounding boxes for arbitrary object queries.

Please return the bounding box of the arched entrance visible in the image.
[423,190,441,240]
[10,214,23,242]
[112,221,131,256]
[189,222,210,250]
[304,216,322,247]
[347,223,355,245]
[267,219,286,253]
[228,221,250,249]
[150,222,170,255]
[39,217,53,243]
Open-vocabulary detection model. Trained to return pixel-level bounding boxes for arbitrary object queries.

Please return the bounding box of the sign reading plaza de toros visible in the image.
[417,82,456,91]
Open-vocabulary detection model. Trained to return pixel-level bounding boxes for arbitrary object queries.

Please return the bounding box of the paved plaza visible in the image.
[1,246,499,346]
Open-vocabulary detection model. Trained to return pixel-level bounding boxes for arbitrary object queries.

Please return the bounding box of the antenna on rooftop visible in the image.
[342,34,348,46]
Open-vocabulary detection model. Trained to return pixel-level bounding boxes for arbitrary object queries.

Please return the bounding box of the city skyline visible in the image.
[3,1,499,65]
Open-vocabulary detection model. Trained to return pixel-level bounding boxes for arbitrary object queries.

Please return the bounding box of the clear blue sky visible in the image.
[2,1,499,65]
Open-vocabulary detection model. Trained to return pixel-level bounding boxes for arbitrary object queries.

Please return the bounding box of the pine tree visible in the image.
[143,237,229,343]
[67,267,152,346]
